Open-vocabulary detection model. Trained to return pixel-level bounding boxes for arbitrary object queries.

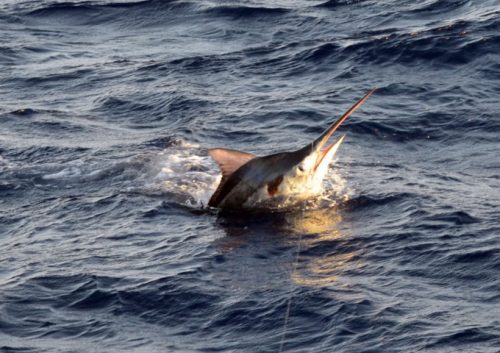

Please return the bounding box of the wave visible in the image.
[316,0,368,9]
[20,1,293,27]
[23,0,190,16]
[336,25,498,67]
[406,0,472,15]
[203,5,289,19]
[450,248,498,264]
[425,327,500,350]
[94,93,212,128]
[19,0,196,27]
[425,210,479,226]
[233,32,498,83]
[344,192,418,213]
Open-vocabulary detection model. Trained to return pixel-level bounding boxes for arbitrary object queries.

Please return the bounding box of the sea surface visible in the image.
[1,0,499,352]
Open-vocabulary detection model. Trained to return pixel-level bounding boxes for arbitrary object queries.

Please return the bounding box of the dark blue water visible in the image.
[1,0,499,352]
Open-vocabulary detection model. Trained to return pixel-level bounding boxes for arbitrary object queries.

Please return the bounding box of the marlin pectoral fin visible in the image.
[267,175,284,196]
[208,148,256,178]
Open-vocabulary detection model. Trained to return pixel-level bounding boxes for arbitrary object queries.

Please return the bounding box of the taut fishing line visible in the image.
[278,231,303,353]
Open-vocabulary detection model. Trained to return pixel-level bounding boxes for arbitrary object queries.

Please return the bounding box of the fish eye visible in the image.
[298,165,305,172]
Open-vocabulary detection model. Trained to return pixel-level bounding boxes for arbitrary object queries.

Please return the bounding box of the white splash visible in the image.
[141,140,220,208]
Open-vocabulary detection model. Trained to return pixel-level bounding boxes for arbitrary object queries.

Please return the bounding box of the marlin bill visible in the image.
[207,89,376,209]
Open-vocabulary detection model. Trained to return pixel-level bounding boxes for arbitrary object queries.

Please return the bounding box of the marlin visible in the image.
[208,89,376,209]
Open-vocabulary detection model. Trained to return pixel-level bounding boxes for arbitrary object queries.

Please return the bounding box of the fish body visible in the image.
[208,89,375,209]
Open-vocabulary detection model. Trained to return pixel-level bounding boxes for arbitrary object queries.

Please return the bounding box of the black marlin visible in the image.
[208,89,376,209]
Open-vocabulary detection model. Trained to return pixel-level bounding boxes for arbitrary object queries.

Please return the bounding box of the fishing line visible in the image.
[278,231,303,353]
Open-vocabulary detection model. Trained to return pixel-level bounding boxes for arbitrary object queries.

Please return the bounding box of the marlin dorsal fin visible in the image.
[208,148,256,177]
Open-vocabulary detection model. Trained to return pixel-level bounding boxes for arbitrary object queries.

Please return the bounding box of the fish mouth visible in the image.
[314,135,345,172]
[312,88,376,156]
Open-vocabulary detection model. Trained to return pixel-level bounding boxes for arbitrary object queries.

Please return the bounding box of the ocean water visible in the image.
[1,0,499,352]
